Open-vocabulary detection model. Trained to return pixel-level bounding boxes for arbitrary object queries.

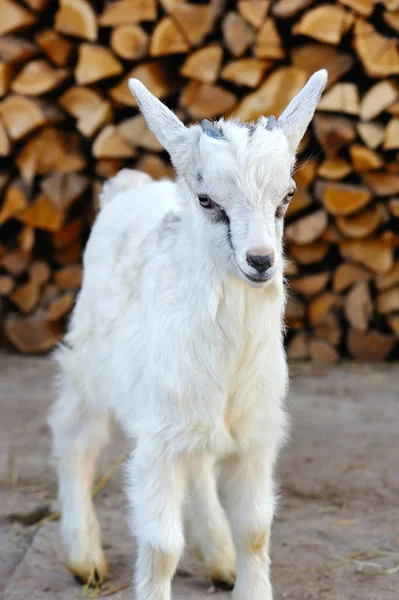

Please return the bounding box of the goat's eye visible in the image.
[287,187,295,202]
[198,194,213,209]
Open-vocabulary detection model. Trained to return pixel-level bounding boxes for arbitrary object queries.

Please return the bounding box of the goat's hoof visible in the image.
[212,578,235,591]
[68,560,108,587]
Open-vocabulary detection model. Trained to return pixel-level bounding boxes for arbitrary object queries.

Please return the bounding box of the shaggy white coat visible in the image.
[49,70,327,600]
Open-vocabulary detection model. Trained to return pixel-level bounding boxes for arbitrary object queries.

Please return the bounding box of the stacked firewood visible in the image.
[0,0,398,361]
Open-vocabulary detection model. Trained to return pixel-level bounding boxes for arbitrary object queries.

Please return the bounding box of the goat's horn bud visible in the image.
[201,119,224,140]
[266,115,278,131]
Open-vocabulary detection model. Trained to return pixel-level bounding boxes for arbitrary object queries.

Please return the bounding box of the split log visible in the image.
[1,250,30,275]
[0,95,62,140]
[181,44,223,84]
[285,295,306,329]
[0,62,13,97]
[383,10,399,31]
[11,280,40,313]
[363,172,399,196]
[339,0,374,16]
[321,182,371,215]
[318,157,352,180]
[293,159,319,189]
[54,264,82,289]
[347,329,395,360]
[22,0,49,12]
[95,159,124,178]
[287,331,309,360]
[309,293,342,327]
[336,205,385,238]
[384,118,399,151]
[110,24,149,60]
[0,117,11,156]
[389,198,399,218]
[333,262,371,293]
[254,19,285,60]
[16,128,86,184]
[150,17,189,56]
[93,125,136,159]
[0,35,37,64]
[29,260,50,287]
[55,0,98,41]
[291,44,354,87]
[11,59,69,96]
[41,172,89,211]
[377,288,399,314]
[388,316,399,337]
[17,193,64,232]
[18,226,35,251]
[234,67,307,121]
[349,144,383,171]
[0,275,14,296]
[99,0,157,26]
[53,218,83,250]
[222,12,255,58]
[375,263,399,291]
[357,122,385,149]
[35,29,74,67]
[292,5,353,44]
[318,83,359,115]
[344,281,373,331]
[47,292,75,321]
[180,81,236,119]
[0,1,37,36]
[110,62,177,107]
[313,114,356,156]
[339,238,393,273]
[290,272,330,297]
[309,338,339,364]
[360,80,398,120]
[0,179,29,226]
[289,242,329,265]
[135,154,175,181]
[5,311,62,353]
[273,0,315,19]
[169,1,217,46]
[238,0,270,28]
[75,43,122,85]
[117,115,163,152]
[314,313,341,347]
[285,210,328,245]
[353,20,399,77]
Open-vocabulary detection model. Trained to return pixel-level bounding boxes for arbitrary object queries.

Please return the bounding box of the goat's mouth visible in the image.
[236,264,274,286]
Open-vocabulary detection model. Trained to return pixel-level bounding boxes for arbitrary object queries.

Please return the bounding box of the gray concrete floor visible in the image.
[1,356,399,599]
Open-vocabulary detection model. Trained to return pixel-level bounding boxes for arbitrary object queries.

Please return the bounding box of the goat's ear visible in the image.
[128,78,188,157]
[278,70,328,154]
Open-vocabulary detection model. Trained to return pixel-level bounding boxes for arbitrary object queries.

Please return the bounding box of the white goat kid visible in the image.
[49,70,327,600]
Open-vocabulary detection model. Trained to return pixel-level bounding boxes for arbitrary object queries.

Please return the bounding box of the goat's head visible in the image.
[129,70,327,288]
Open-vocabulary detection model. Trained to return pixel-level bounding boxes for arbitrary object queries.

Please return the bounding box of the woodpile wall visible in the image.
[0,0,398,361]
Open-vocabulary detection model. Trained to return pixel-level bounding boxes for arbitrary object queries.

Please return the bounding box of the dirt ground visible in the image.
[1,355,398,600]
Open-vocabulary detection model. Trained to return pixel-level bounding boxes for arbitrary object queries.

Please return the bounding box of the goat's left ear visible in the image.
[128,78,188,159]
[278,70,328,154]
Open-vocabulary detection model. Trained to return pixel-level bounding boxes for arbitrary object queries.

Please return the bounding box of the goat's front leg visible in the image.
[222,449,277,600]
[128,441,187,600]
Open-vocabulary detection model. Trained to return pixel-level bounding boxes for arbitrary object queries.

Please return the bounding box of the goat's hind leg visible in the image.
[48,384,111,585]
[186,455,236,591]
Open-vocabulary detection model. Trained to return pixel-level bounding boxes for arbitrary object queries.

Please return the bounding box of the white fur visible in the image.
[49,70,327,599]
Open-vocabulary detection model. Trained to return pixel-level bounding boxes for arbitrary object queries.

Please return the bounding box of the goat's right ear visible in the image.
[128,79,188,158]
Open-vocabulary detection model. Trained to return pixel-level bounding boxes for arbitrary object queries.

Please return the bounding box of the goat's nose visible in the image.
[246,249,275,273]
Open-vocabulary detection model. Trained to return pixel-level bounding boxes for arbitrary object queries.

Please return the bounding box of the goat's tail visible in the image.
[99,168,153,209]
